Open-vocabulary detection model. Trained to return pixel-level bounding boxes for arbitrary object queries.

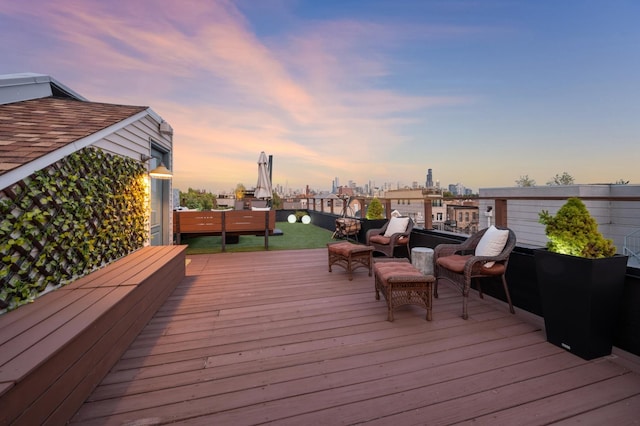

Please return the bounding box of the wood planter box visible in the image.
[534,249,628,360]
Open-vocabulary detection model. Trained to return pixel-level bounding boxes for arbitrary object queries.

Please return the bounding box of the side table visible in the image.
[411,247,435,276]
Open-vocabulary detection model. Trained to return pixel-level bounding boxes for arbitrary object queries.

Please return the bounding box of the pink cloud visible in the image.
[2,0,479,191]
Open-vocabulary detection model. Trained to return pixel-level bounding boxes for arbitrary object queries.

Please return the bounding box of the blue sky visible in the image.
[1,0,638,194]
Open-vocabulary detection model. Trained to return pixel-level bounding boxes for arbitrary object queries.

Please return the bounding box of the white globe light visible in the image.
[301,215,311,224]
[287,214,297,223]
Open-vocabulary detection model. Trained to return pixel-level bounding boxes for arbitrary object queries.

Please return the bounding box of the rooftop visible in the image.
[71,248,640,424]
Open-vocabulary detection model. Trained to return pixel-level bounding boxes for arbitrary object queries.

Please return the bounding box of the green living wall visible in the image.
[0,147,148,309]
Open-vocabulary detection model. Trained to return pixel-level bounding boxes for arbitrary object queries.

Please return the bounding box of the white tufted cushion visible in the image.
[475,225,509,268]
[383,217,410,237]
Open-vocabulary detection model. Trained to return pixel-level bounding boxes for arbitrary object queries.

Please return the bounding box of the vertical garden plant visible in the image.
[0,147,148,309]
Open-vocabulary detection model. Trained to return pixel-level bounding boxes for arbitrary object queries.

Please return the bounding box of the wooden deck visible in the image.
[71,249,640,425]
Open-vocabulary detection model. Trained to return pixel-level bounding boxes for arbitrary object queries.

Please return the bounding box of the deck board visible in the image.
[71,248,640,425]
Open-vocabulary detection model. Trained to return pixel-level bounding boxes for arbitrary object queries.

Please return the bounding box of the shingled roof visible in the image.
[0,97,147,176]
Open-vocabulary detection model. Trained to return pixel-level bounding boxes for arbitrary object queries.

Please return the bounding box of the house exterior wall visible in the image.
[94,114,172,163]
[0,73,176,310]
[93,114,174,245]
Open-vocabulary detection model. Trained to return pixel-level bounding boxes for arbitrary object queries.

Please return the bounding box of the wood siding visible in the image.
[94,115,171,162]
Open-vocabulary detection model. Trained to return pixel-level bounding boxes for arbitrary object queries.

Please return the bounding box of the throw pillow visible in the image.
[383,217,410,237]
[475,225,509,268]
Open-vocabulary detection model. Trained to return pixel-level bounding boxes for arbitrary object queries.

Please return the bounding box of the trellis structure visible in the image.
[0,147,148,308]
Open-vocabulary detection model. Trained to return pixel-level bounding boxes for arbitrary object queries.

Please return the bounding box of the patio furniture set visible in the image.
[327,216,516,323]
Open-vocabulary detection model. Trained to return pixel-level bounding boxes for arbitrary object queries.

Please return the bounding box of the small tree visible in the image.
[180,188,217,210]
[235,183,246,200]
[515,175,536,187]
[546,172,575,186]
[365,197,384,220]
[538,197,616,258]
[271,191,282,209]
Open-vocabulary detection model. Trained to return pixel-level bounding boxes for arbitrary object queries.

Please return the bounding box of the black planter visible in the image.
[534,249,628,360]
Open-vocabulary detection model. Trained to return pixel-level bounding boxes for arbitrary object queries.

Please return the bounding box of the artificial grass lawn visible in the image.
[183,221,337,254]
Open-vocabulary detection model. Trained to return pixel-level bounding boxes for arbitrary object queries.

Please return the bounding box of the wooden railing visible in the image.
[302,194,640,229]
[301,193,640,256]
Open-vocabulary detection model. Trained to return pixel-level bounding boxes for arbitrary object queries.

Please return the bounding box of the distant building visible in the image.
[448,182,473,196]
[426,168,433,188]
[331,177,339,194]
[337,186,354,197]
[446,204,479,234]
[383,188,445,228]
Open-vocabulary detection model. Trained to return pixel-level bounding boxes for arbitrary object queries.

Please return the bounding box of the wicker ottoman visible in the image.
[373,258,435,322]
[327,241,374,281]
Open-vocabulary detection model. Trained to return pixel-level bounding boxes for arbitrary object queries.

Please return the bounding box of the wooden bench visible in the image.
[0,245,186,425]
[174,209,276,250]
[373,258,435,322]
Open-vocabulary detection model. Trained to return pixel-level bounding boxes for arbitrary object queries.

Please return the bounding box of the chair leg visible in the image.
[502,275,515,314]
[433,266,440,298]
[462,284,470,320]
[462,296,469,320]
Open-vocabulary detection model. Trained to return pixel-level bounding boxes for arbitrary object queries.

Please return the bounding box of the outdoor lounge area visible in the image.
[69,247,640,424]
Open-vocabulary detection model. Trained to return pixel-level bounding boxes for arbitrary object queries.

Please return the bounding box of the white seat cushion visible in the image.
[475,225,509,268]
[383,217,410,237]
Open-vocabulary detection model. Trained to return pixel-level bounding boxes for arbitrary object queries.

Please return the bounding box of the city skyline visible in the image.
[324,171,472,197]
[1,1,639,194]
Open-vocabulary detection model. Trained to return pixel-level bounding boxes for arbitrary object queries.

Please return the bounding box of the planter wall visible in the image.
[535,249,628,360]
[306,211,337,231]
[616,268,640,356]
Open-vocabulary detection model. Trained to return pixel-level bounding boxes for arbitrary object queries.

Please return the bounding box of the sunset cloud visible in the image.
[2,0,638,191]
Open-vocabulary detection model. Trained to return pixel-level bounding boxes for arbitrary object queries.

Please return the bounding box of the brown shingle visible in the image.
[0,97,147,176]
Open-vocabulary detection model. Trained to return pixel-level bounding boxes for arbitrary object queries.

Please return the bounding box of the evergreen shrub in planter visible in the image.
[534,197,628,360]
[365,197,384,220]
[358,197,386,242]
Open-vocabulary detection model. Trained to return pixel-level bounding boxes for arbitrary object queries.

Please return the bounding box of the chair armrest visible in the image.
[387,231,410,245]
